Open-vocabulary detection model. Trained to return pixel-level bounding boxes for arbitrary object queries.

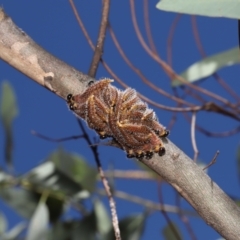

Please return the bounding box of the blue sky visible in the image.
[0,1,239,239]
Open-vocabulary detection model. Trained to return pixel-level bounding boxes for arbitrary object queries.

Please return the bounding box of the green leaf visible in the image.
[0,81,18,167]
[49,222,70,240]
[48,148,98,193]
[49,217,97,240]
[0,82,18,126]
[0,170,12,182]
[3,222,26,239]
[0,172,61,223]
[26,201,49,240]
[120,214,145,240]
[0,171,39,219]
[20,149,99,222]
[172,47,240,87]
[0,187,38,219]
[23,161,86,199]
[77,210,98,240]
[0,212,7,236]
[156,0,240,19]
[162,222,182,240]
[48,199,111,240]
[94,199,111,235]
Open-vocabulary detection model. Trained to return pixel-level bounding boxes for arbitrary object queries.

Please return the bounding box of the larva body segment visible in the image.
[67,78,169,159]
[102,84,119,109]
[86,95,110,136]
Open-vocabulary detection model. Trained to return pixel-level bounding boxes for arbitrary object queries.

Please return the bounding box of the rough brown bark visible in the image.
[0,8,240,239]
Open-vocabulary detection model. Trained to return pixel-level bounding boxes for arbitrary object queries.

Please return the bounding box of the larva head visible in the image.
[162,130,170,138]
[158,147,166,156]
[145,151,154,160]
[67,94,73,101]
[69,103,77,111]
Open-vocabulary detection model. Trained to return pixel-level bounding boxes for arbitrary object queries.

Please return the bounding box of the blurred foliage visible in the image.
[0,81,18,168]
[162,222,182,240]
[47,148,97,193]
[26,201,49,240]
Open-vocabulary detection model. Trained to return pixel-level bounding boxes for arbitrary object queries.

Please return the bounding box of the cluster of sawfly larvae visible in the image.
[67,78,169,160]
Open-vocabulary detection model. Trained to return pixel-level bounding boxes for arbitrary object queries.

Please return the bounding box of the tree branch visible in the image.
[88,0,111,78]
[1,8,240,240]
[0,9,95,100]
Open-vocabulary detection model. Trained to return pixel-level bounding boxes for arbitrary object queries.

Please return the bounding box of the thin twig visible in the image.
[69,0,240,118]
[167,14,182,67]
[98,189,199,217]
[196,125,240,137]
[167,88,186,130]
[77,118,122,240]
[183,112,240,137]
[31,130,84,142]
[88,0,111,78]
[69,1,121,239]
[69,2,239,122]
[103,170,162,180]
[143,0,158,53]
[129,0,235,108]
[203,151,219,171]
[68,0,209,113]
[88,0,121,237]
[77,119,100,164]
[183,86,206,104]
[191,112,199,162]
[166,14,210,122]
[108,23,194,107]
[69,0,95,50]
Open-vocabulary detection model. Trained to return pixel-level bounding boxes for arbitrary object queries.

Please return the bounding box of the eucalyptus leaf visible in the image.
[0,188,38,219]
[156,0,240,19]
[3,222,27,240]
[0,170,12,183]
[94,199,111,235]
[0,180,63,224]
[49,217,97,240]
[77,211,97,240]
[172,47,240,87]
[0,81,18,167]
[26,201,49,240]
[48,148,97,193]
[65,200,112,240]
[23,161,88,199]
[24,162,81,195]
[162,222,182,240]
[49,222,70,240]
[0,212,7,236]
